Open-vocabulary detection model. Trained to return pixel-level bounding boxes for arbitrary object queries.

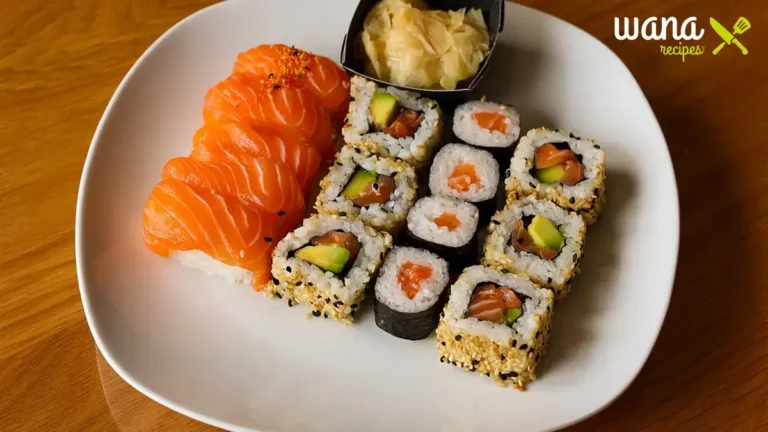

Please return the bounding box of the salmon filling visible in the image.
[433,212,461,231]
[352,175,395,207]
[384,108,424,138]
[466,283,523,325]
[309,230,361,273]
[472,111,508,134]
[510,220,558,260]
[447,162,481,193]
[533,143,585,186]
[397,261,433,300]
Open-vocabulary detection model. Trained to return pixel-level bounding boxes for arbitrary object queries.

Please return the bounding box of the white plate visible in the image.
[76,1,679,431]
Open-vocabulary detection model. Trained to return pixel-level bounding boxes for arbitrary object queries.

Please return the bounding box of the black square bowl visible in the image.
[340,0,505,106]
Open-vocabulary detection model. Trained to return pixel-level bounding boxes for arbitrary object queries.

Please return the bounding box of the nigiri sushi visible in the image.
[143,178,300,290]
[232,44,350,125]
[203,76,336,160]
[190,122,321,193]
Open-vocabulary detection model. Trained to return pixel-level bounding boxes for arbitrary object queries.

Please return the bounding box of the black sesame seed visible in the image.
[325,298,330,304]
[500,354,506,361]
[372,183,379,191]
[323,313,329,318]
[441,341,446,346]
[509,371,518,377]
[569,133,576,138]
[308,282,313,287]
[312,310,321,317]
[455,335,462,341]
[273,84,281,90]
[335,161,343,166]
[485,372,490,377]
[333,301,343,307]
[519,344,528,350]
[470,367,476,372]
[272,277,280,285]
[275,292,282,299]
[472,360,480,365]
[286,266,292,273]
[451,362,457,366]
[334,294,338,299]
[529,182,535,188]
[351,303,358,309]
[354,148,361,153]
[278,210,286,216]
[512,339,517,348]
[547,277,552,284]
[287,299,293,307]
[594,144,601,149]
[528,348,534,355]
[499,373,508,381]
[440,356,445,363]
[295,281,302,287]
[572,253,578,262]
[492,220,501,225]
[501,269,509,274]
[339,211,347,217]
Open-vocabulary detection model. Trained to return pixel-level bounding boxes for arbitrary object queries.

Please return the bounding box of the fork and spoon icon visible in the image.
[711,17,751,55]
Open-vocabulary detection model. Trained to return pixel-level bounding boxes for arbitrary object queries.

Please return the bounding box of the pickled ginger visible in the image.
[359,0,490,90]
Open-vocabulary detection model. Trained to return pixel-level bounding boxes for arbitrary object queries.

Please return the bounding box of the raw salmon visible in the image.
[232,44,350,124]
[447,162,480,193]
[433,212,461,231]
[351,175,395,207]
[472,111,508,134]
[143,178,298,290]
[203,75,336,160]
[310,231,361,265]
[466,283,522,323]
[161,155,305,217]
[397,261,433,300]
[190,122,321,192]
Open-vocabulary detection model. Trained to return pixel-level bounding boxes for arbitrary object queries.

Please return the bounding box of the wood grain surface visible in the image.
[1,0,766,430]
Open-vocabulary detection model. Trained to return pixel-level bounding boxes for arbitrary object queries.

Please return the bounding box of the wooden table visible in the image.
[1,0,766,430]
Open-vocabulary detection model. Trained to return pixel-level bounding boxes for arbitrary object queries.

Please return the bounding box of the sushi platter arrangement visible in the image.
[140,0,608,392]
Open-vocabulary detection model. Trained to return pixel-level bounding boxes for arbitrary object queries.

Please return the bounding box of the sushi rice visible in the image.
[453,100,520,148]
[374,247,449,314]
[343,76,443,168]
[436,265,554,390]
[314,143,418,233]
[267,214,393,323]
[406,196,479,249]
[482,196,586,298]
[506,127,606,224]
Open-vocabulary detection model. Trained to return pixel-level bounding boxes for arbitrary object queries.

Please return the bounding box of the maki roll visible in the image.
[436,265,554,390]
[429,143,499,222]
[404,196,479,272]
[506,127,606,225]
[343,76,443,169]
[267,214,393,323]
[482,196,586,299]
[453,100,521,163]
[373,247,450,340]
[315,143,418,233]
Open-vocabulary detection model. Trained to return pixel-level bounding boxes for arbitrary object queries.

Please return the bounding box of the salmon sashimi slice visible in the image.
[466,283,522,323]
[433,212,461,231]
[143,178,299,290]
[190,122,321,192]
[310,231,361,265]
[232,44,350,125]
[560,159,585,186]
[510,220,558,260]
[161,155,305,218]
[383,109,423,138]
[447,162,481,193]
[472,111,508,134]
[202,75,336,160]
[397,261,433,300]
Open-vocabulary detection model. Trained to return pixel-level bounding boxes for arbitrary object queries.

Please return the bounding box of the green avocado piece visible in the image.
[535,165,566,184]
[529,215,564,250]
[342,169,377,199]
[370,92,399,129]
[504,308,522,324]
[295,245,350,274]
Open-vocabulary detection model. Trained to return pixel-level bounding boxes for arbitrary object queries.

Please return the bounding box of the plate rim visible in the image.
[74,1,680,431]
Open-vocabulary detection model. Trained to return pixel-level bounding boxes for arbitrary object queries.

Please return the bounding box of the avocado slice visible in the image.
[504,308,522,324]
[295,245,350,274]
[535,165,566,184]
[528,215,564,250]
[370,92,399,129]
[342,169,377,199]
